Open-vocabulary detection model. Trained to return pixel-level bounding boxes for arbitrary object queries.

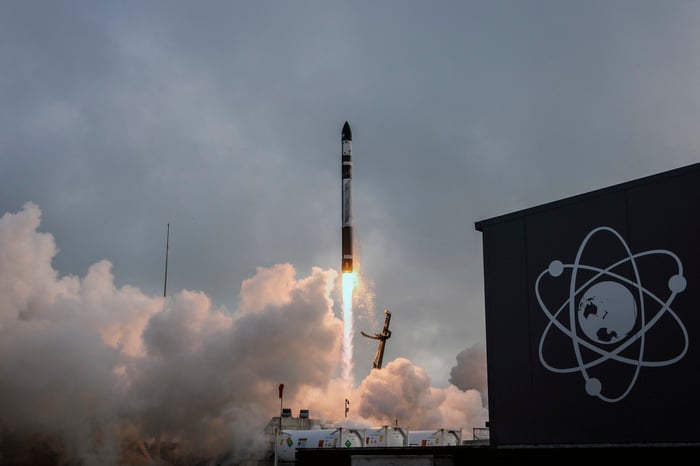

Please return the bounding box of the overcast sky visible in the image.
[3,0,700,439]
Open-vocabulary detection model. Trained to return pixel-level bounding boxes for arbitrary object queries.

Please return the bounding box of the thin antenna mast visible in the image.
[163,223,170,305]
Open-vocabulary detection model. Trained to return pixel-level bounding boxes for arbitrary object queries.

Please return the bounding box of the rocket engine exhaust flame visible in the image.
[342,272,357,385]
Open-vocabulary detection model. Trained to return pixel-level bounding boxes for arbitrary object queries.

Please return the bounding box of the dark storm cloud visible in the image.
[449,342,488,404]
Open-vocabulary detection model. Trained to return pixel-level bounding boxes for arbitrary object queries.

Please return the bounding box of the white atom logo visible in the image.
[536,226,688,403]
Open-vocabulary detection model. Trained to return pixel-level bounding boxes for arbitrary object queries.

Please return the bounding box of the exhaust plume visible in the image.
[0,203,488,464]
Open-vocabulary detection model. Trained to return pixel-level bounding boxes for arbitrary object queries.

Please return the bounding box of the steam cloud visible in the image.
[0,203,487,465]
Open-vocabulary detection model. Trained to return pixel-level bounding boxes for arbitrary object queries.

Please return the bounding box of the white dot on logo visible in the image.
[585,378,602,396]
[669,274,686,293]
[548,260,564,277]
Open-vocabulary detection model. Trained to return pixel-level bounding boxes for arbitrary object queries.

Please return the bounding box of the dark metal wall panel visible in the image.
[481,217,535,445]
[623,168,700,441]
[295,444,700,465]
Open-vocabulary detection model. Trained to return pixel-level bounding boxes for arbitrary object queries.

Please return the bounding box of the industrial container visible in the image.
[276,428,365,462]
[407,428,462,447]
[364,426,408,447]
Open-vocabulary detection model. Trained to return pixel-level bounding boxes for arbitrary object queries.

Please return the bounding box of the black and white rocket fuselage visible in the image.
[341,121,353,273]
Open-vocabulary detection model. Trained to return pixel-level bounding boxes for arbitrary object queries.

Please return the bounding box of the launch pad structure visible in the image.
[361,309,392,369]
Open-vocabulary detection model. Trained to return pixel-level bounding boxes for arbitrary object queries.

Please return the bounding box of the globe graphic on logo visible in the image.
[577,281,637,345]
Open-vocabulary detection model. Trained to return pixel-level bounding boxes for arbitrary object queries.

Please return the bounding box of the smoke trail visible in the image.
[341,272,357,385]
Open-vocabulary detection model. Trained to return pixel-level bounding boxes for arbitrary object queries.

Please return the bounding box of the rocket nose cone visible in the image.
[342,121,352,141]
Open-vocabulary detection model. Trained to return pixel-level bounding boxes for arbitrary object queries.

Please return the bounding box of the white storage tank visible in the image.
[276,428,364,462]
[408,428,462,447]
[364,426,408,447]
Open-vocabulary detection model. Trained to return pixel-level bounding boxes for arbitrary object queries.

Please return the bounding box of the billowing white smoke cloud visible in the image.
[448,342,488,406]
[0,203,488,465]
[354,358,487,430]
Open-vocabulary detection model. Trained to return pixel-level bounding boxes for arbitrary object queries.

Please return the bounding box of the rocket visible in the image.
[341,121,353,273]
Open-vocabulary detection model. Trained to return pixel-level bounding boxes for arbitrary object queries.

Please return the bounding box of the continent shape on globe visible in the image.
[577,281,637,344]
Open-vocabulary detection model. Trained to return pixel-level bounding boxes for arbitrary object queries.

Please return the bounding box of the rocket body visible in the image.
[341,121,353,273]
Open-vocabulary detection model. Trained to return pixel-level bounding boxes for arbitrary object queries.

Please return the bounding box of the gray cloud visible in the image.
[449,342,488,405]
